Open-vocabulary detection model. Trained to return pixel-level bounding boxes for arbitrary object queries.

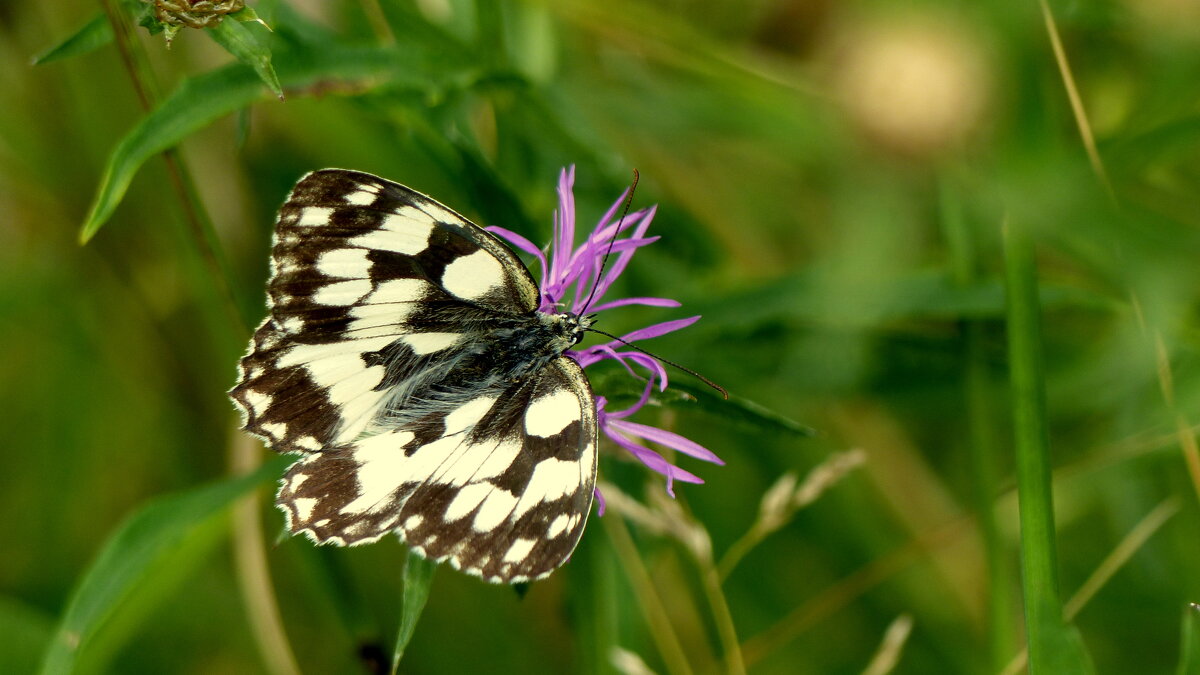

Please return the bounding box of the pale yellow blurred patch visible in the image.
[1130,0,1200,42]
[827,13,993,157]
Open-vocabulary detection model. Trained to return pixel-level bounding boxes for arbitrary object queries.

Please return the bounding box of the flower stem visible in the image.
[230,431,302,675]
[700,565,745,675]
[602,515,694,675]
[100,0,247,334]
[100,4,293,673]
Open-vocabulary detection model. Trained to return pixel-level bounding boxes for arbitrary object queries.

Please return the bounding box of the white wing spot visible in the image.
[443,396,499,436]
[294,435,323,451]
[472,489,519,532]
[349,210,435,255]
[317,248,372,279]
[404,514,424,530]
[444,483,493,521]
[297,207,335,227]
[345,299,416,339]
[402,332,461,355]
[503,538,537,564]
[441,249,505,301]
[311,278,373,306]
[525,389,582,438]
[340,429,418,514]
[512,458,581,519]
[547,513,571,539]
[344,189,378,206]
[242,389,270,414]
[471,439,522,482]
[259,421,286,438]
[366,278,428,305]
[292,497,317,522]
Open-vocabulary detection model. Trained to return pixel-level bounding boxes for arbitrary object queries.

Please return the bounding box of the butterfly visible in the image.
[231,169,599,584]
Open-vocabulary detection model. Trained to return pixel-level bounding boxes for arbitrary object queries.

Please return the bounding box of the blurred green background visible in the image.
[4,1,1200,673]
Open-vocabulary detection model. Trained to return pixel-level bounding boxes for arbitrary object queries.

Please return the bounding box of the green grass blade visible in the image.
[1180,604,1200,675]
[206,17,284,100]
[1003,223,1094,674]
[30,12,114,66]
[77,45,435,243]
[391,552,437,672]
[37,457,288,675]
[940,178,1013,671]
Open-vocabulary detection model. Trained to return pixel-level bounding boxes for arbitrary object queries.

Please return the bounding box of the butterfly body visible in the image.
[232,170,598,583]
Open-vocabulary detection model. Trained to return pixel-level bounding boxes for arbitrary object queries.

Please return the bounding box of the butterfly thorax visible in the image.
[486,311,593,380]
[369,310,592,429]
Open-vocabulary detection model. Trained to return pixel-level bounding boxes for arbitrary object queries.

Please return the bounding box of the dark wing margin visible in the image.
[231,169,540,454]
[276,356,598,583]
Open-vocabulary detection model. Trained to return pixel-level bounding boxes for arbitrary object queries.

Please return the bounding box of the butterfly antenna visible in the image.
[586,327,729,399]
[579,169,639,314]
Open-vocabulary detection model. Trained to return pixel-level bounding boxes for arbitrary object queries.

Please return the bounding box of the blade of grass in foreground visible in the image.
[391,551,437,672]
[1002,222,1094,674]
[1180,604,1200,675]
[38,456,288,675]
[940,178,1012,671]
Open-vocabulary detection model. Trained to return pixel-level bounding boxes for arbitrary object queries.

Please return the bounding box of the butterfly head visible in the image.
[554,311,595,348]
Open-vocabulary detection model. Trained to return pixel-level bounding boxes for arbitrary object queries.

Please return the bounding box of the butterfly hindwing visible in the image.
[278,356,596,582]
[233,169,599,583]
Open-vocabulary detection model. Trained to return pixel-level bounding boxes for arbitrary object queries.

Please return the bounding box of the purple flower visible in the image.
[488,167,723,510]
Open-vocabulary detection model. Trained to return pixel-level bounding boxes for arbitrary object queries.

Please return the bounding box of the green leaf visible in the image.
[30,12,113,66]
[37,457,287,675]
[231,5,272,29]
[664,380,814,436]
[391,552,437,672]
[592,372,814,437]
[79,45,439,243]
[206,16,284,100]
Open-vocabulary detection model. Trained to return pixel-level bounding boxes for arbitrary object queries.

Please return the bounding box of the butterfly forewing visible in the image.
[232,169,598,583]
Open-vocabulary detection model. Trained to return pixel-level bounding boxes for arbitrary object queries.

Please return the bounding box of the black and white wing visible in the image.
[231,169,597,582]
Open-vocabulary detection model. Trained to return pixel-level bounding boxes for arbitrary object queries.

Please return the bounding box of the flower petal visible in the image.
[587,296,681,312]
[603,427,705,496]
[609,419,724,465]
[620,316,701,342]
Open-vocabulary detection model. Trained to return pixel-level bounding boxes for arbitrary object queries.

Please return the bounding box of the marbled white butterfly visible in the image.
[232,169,600,583]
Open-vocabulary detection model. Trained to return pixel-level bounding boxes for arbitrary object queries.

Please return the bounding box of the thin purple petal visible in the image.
[586,297,681,312]
[609,419,725,465]
[619,316,701,342]
[600,379,655,420]
[603,427,705,496]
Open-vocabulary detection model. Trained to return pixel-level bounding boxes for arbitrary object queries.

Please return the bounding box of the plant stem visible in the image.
[603,515,694,675]
[700,565,745,675]
[99,0,247,333]
[230,431,303,675]
[100,4,293,673]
